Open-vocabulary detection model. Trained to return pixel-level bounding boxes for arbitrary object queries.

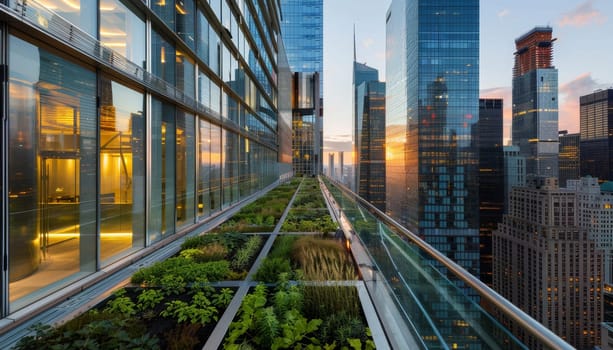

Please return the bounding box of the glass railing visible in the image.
[320,177,573,350]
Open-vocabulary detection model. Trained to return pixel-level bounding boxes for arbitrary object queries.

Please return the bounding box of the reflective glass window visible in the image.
[99,76,145,264]
[210,124,222,212]
[198,69,211,109]
[152,30,176,84]
[8,35,97,311]
[150,98,175,243]
[176,0,196,50]
[176,50,195,99]
[100,0,146,67]
[197,8,210,64]
[197,119,211,219]
[32,0,97,36]
[176,110,196,228]
[152,0,174,29]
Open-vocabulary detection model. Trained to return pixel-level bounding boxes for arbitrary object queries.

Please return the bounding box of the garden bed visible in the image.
[223,277,374,349]
[255,234,358,283]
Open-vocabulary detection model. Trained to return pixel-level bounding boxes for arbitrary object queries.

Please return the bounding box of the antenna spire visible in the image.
[353,23,356,62]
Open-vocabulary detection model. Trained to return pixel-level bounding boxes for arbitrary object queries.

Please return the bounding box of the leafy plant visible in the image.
[103,289,136,316]
[14,317,159,350]
[160,292,218,325]
[137,288,165,311]
[131,257,230,285]
[212,287,235,308]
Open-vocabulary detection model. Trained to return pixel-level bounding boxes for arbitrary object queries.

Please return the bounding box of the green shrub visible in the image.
[14,317,159,350]
[131,257,230,285]
[254,257,293,283]
[231,235,262,271]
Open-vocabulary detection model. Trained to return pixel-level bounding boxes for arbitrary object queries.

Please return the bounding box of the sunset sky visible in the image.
[323,0,613,159]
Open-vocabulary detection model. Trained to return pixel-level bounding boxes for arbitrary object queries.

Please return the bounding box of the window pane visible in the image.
[150,98,175,243]
[210,124,222,212]
[176,0,195,50]
[197,119,211,218]
[176,50,195,99]
[8,35,97,311]
[100,0,146,67]
[152,30,176,85]
[197,8,209,64]
[99,76,145,264]
[30,0,97,36]
[176,111,196,228]
[152,0,175,29]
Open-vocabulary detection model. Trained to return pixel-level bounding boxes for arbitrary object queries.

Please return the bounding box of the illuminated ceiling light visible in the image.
[100,30,126,37]
[175,1,187,15]
[104,42,127,48]
[61,0,80,10]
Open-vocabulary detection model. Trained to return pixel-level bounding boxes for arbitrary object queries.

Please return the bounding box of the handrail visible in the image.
[323,176,574,350]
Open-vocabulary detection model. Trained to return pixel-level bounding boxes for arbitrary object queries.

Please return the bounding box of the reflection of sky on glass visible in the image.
[111,81,143,131]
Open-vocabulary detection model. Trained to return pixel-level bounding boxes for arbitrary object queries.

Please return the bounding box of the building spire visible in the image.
[353,23,356,62]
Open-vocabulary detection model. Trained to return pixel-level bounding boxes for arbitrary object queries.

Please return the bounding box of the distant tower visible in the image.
[580,89,613,182]
[328,153,335,179]
[503,145,526,212]
[353,33,386,211]
[512,27,559,178]
[478,98,504,286]
[558,131,580,187]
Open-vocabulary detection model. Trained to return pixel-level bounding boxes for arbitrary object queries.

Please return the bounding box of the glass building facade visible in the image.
[478,98,504,286]
[385,0,480,276]
[1,0,288,316]
[292,72,320,176]
[559,131,580,187]
[512,27,559,178]
[353,62,386,211]
[580,88,613,183]
[280,0,323,174]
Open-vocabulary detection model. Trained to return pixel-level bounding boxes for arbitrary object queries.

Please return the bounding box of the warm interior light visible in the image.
[160,46,166,63]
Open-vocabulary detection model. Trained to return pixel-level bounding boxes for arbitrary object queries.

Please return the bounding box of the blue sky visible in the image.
[323,0,613,153]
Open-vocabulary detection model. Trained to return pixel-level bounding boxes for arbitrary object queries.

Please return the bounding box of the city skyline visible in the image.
[324,0,613,157]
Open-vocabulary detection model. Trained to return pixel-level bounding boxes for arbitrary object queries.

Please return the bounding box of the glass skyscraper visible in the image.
[386,0,480,276]
[580,88,613,183]
[512,27,559,178]
[353,62,386,211]
[281,0,323,174]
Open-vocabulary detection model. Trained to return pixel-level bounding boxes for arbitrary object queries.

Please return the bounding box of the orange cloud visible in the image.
[559,72,606,133]
[559,1,606,27]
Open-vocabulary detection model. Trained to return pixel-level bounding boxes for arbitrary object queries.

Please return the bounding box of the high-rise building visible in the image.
[494,177,603,349]
[385,0,480,276]
[580,89,613,183]
[1,0,286,320]
[281,0,323,174]
[478,98,505,286]
[512,27,559,178]
[353,60,386,211]
[328,153,335,179]
[292,72,321,176]
[503,145,526,212]
[559,131,580,187]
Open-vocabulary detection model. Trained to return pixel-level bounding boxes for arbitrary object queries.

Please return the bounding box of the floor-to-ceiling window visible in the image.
[150,98,175,243]
[7,35,97,311]
[99,76,145,264]
[176,110,195,229]
[100,0,146,68]
[210,124,222,212]
[197,119,211,219]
